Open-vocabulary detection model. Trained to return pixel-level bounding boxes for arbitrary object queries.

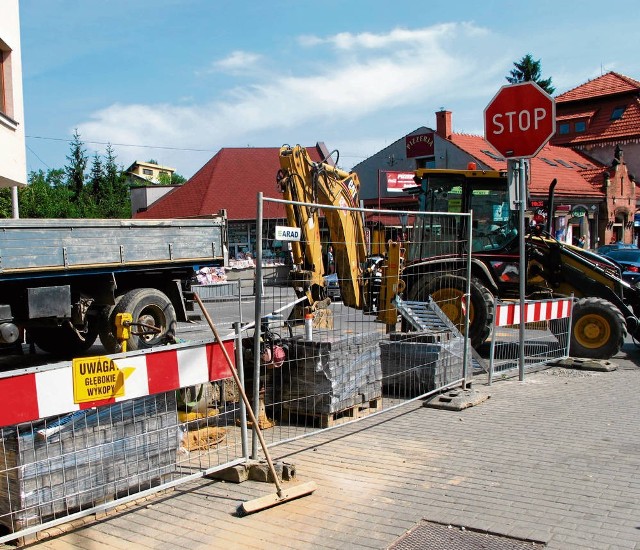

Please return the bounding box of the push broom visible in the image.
[193,293,317,514]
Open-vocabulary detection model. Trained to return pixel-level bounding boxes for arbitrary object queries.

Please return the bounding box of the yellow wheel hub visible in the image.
[431,288,473,328]
[574,314,611,349]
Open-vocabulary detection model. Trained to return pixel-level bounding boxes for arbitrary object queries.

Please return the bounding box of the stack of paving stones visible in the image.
[0,392,178,532]
[379,331,464,396]
[282,331,382,415]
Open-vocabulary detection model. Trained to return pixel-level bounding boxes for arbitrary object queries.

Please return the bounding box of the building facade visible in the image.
[551,72,640,181]
[0,0,27,203]
[353,109,637,249]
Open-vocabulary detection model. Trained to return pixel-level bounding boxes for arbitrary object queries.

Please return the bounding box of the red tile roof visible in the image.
[555,72,640,103]
[135,146,326,220]
[552,71,640,146]
[554,97,640,145]
[449,134,605,198]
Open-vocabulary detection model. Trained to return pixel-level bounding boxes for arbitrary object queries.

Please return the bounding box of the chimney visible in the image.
[436,110,452,139]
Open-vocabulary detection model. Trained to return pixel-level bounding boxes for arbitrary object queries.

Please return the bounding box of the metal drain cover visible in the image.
[389,521,545,549]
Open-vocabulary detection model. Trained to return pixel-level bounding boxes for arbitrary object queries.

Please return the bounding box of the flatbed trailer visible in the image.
[0,214,227,356]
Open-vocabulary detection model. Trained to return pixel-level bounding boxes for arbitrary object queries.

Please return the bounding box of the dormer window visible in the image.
[559,123,570,135]
[611,106,626,120]
[575,120,586,132]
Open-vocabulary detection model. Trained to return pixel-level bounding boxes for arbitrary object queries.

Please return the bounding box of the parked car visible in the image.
[596,242,639,256]
[323,272,341,301]
[600,249,640,285]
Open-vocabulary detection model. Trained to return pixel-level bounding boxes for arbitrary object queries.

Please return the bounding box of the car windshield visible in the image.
[607,250,640,261]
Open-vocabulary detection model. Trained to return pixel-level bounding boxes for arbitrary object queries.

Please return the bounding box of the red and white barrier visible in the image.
[495,298,573,327]
[0,340,234,428]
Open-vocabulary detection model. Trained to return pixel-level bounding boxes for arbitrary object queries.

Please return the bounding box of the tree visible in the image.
[157,171,187,185]
[101,144,131,218]
[65,129,88,201]
[506,54,555,95]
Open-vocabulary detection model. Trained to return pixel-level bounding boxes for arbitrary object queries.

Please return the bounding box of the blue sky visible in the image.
[18,0,640,178]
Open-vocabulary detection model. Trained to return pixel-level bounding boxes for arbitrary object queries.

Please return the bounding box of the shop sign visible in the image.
[386,171,416,192]
[405,132,434,158]
[571,205,588,218]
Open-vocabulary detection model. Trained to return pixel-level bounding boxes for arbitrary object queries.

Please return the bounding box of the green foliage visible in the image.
[506,54,555,95]
[18,135,134,219]
[65,130,88,199]
[157,171,187,185]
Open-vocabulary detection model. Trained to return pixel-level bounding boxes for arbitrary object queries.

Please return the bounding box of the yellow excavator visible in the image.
[276,144,401,327]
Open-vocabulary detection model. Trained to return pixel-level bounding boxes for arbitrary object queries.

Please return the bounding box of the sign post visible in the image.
[484,81,556,381]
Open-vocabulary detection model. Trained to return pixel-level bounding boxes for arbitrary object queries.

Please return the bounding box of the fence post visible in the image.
[251,192,264,459]
[462,210,473,388]
[234,321,249,458]
[488,296,498,386]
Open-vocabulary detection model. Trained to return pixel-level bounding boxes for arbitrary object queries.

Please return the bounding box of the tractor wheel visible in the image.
[569,297,626,359]
[409,274,494,348]
[100,289,177,353]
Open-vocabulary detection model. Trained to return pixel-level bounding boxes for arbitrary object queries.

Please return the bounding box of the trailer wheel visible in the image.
[408,274,494,348]
[97,297,122,354]
[110,289,177,352]
[569,297,626,359]
[30,323,98,357]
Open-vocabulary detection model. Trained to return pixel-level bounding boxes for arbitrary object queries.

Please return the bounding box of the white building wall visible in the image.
[0,0,27,188]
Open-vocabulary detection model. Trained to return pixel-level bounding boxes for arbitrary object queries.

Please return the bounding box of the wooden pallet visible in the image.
[283,397,383,428]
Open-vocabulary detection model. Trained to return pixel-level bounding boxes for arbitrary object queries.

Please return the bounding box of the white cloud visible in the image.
[77,23,509,176]
[197,50,263,76]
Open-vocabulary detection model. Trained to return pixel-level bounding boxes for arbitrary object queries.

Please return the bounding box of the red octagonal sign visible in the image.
[484,81,556,159]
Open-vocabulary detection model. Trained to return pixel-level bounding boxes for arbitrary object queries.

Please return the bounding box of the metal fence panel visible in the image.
[488,297,573,384]
[0,339,245,544]
[247,195,474,449]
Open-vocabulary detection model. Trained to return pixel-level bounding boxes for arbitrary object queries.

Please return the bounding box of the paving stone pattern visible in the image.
[24,344,640,550]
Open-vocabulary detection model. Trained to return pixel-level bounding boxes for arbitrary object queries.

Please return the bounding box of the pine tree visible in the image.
[65,130,88,202]
[506,54,555,94]
[102,144,131,218]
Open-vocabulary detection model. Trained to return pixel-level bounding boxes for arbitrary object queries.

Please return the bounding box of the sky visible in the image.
[17,0,640,179]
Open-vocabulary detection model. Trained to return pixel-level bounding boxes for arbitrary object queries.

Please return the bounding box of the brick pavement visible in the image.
[25,343,640,550]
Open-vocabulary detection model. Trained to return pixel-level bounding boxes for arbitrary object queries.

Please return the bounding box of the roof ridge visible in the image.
[556,71,640,102]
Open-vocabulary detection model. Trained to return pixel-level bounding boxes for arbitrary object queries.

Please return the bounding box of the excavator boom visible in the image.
[277,145,368,309]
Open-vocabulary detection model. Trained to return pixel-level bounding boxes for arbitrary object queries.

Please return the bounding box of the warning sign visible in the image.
[72,356,127,403]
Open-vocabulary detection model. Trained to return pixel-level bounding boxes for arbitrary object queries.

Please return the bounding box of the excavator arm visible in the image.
[277,145,368,309]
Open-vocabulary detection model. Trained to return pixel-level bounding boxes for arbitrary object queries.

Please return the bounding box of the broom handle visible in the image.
[193,293,284,495]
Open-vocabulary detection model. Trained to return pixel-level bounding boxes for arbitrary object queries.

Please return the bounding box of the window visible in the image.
[574,120,586,132]
[481,149,505,161]
[555,159,574,168]
[571,160,590,169]
[0,41,13,118]
[611,106,626,120]
[559,123,570,135]
[142,168,153,176]
[540,158,557,166]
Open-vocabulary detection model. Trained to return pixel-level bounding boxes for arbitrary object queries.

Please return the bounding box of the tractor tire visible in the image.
[30,322,98,358]
[408,274,494,349]
[569,297,626,359]
[103,289,177,352]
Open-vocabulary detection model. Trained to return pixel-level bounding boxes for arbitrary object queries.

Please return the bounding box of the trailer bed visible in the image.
[0,217,226,274]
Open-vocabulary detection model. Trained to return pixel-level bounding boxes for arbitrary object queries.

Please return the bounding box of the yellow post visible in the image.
[377,241,403,330]
[115,312,133,353]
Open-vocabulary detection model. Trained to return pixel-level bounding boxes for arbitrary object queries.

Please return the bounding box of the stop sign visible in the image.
[484,81,555,159]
